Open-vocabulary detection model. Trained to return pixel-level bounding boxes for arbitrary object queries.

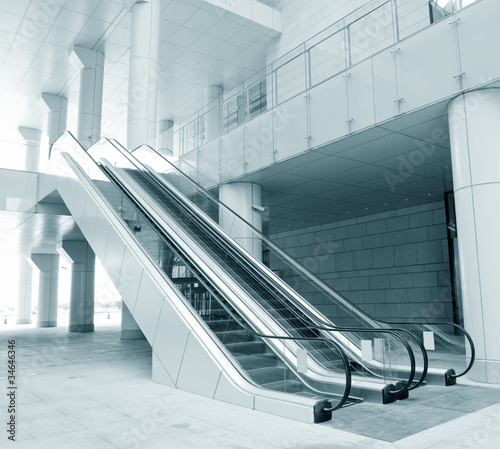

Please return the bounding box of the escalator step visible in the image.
[246,366,288,384]
[212,330,254,344]
[260,379,304,394]
[234,353,278,370]
[225,340,267,355]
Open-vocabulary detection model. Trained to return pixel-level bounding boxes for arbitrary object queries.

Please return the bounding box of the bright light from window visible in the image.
[0,140,26,171]
[435,0,476,9]
[0,257,19,319]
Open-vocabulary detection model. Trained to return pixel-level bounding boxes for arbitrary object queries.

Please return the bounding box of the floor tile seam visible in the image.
[416,401,500,414]
[214,422,314,447]
[63,407,138,424]
[22,408,86,425]
[95,434,121,449]
[223,419,336,441]
[334,408,468,435]
[330,408,395,422]
[391,424,478,448]
[17,424,36,440]
[93,424,178,442]
[33,427,123,446]
[18,423,87,440]
[473,402,500,416]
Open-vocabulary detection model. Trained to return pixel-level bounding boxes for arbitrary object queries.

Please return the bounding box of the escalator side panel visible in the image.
[52,152,325,424]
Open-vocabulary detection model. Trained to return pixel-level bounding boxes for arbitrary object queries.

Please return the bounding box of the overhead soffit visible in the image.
[235,102,454,233]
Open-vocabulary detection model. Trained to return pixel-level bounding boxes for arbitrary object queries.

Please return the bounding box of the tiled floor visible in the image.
[325,383,500,442]
[1,325,500,449]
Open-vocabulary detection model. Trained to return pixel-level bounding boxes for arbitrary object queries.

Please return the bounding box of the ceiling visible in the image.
[0,210,83,257]
[0,0,461,252]
[0,0,277,143]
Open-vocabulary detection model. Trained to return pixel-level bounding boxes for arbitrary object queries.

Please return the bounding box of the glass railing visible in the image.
[150,0,481,179]
[50,131,353,417]
[129,142,474,385]
[379,319,475,384]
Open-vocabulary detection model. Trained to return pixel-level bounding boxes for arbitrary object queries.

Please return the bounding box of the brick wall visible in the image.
[269,201,454,322]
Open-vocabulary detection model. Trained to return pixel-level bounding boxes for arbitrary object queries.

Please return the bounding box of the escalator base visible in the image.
[314,400,333,423]
[445,369,457,386]
[382,382,409,404]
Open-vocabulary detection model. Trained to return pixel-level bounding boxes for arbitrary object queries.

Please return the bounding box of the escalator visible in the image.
[55,133,428,403]
[102,158,419,403]
[49,131,471,423]
[128,141,475,387]
[98,163,353,403]
[50,132,355,423]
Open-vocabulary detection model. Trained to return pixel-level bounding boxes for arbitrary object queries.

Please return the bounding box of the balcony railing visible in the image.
[152,0,480,172]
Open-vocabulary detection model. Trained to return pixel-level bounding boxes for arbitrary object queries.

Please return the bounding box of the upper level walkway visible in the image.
[157,0,499,190]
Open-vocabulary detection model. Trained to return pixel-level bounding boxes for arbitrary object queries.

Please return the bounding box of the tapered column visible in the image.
[69,46,105,149]
[15,258,33,324]
[157,119,174,156]
[448,88,500,383]
[39,93,68,146]
[18,127,42,172]
[219,183,263,260]
[29,254,59,328]
[121,302,145,340]
[237,95,246,126]
[57,241,95,332]
[205,85,223,142]
[124,0,160,150]
[158,119,173,137]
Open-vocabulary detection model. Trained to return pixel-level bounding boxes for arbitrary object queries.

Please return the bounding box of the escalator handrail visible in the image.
[52,132,421,395]
[136,164,426,391]
[141,141,466,330]
[99,159,353,411]
[99,138,421,396]
[51,131,352,412]
[127,140,467,380]
[103,149,416,396]
[150,162,429,389]
[379,319,475,379]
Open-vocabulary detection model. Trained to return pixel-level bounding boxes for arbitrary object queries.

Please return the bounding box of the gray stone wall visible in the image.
[269,201,453,322]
